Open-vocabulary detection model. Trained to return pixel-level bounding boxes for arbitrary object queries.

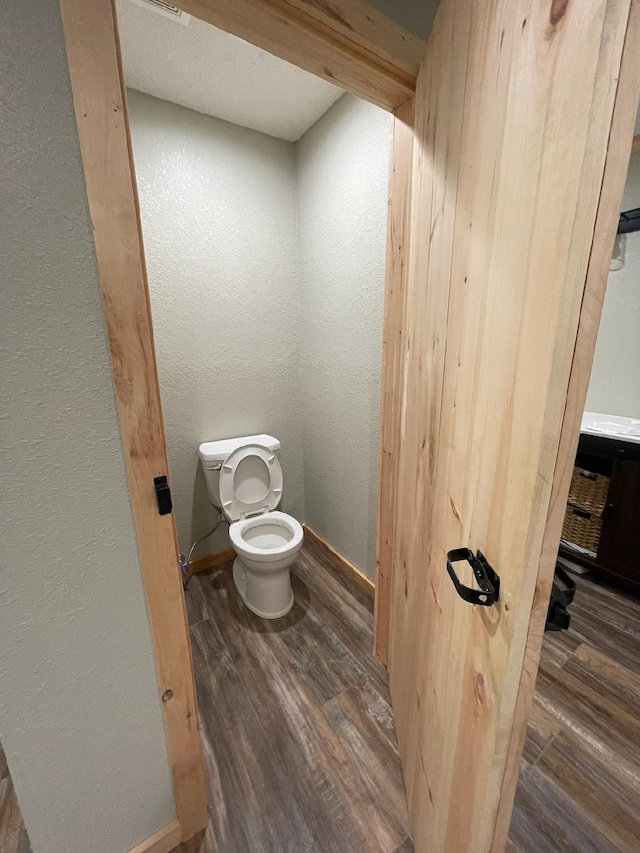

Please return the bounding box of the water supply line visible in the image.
[181,511,226,589]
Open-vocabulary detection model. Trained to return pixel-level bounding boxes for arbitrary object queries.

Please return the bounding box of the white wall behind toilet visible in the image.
[586,152,640,419]
[128,91,390,577]
[297,96,392,578]
[128,91,304,558]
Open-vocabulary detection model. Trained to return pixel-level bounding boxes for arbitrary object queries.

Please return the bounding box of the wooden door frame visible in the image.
[59,0,422,846]
[374,96,414,665]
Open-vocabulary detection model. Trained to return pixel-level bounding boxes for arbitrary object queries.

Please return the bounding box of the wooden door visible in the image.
[386,1,640,851]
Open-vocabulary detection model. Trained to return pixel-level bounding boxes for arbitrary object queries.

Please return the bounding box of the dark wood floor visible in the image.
[3,545,636,852]
[183,545,640,853]
[0,544,640,853]
[180,538,412,853]
[0,741,31,853]
[508,572,640,853]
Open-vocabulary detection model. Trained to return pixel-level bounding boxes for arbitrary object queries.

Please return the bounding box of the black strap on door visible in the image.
[446,548,500,606]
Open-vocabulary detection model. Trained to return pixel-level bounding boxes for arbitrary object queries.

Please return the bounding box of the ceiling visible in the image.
[116,0,639,145]
[115,0,345,142]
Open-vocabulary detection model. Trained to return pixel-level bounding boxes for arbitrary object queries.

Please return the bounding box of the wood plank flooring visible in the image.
[509,572,640,853]
[179,537,412,853]
[182,542,640,853]
[1,543,637,853]
[0,741,31,853]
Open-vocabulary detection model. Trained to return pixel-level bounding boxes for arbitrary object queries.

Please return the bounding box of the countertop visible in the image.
[581,411,640,446]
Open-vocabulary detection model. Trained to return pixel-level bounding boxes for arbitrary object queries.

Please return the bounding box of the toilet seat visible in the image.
[218,444,283,522]
[229,511,303,563]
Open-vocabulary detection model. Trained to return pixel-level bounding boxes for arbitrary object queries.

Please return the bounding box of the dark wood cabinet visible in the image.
[560,433,640,593]
[598,459,640,584]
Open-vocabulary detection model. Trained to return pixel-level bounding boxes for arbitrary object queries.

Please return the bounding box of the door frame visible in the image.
[374,96,414,665]
[58,0,422,844]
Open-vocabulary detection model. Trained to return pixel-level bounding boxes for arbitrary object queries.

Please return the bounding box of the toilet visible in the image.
[198,434,303,619]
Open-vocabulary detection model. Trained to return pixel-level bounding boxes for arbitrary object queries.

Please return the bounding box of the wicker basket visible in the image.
[566,466,610,517]
[562,465,610,554]
[562,505,604,554]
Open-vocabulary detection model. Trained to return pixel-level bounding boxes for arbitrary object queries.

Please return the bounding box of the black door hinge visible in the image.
[154,475,173,516]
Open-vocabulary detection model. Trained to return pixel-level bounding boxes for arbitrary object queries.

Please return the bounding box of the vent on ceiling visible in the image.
[128,0,191,25]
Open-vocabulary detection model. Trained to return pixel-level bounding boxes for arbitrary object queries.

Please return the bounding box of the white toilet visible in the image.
[198,434,303,619]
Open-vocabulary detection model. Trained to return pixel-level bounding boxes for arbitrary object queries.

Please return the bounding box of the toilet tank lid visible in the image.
[199,434,280,466]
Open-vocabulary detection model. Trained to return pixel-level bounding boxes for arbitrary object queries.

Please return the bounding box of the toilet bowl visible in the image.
[229,510,303,618]
[199,437,303,619]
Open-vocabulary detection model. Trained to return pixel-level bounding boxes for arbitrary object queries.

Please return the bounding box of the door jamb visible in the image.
[59,0,419,842]
[375,97,414,665]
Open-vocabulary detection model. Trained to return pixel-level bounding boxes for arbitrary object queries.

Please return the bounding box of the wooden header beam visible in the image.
[179,0,424,111]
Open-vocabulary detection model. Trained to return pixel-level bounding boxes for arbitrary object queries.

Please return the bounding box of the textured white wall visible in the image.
[0,4,175,853]
[364,0,439,38]
[297,96,391,578]
[586,153,640,418]
[128,91,304,559]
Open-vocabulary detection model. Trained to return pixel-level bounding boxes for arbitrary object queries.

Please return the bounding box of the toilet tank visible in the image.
[198,434,281,507]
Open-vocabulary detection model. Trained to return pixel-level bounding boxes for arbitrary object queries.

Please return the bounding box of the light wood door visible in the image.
[387,1,640,851]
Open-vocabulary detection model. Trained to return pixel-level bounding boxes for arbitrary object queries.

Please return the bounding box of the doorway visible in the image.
[115,3,405,847]
[59,0,420,843]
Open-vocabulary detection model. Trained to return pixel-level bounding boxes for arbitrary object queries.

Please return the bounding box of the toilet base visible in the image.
[233,557,294,620]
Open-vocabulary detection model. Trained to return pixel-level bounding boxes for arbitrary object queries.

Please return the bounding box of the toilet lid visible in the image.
[218,444,283,521]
